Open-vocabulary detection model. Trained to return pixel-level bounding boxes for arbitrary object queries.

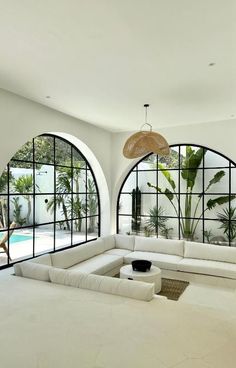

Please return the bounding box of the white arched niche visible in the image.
[50,132,110,236]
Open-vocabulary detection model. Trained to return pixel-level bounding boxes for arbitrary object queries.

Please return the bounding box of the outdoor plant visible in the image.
[147,146,236,240]
[11,197,26,226]
[203,229,214,243]
[0,170,9,227]
[87,178,98,233]
[145,205,168,234]
[131,186,141,232]
[13,174,34,225]
[217,207,236,242]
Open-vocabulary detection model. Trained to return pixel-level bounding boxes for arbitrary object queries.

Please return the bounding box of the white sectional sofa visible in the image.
[14,234,236,300]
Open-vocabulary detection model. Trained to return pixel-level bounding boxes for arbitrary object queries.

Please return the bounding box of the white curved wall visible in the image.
[0,88,111,235]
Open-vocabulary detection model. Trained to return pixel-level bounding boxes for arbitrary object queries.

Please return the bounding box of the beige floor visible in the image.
[0,268,236,368]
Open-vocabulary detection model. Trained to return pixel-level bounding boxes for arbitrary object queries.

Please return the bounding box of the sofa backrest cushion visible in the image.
[30,254,52,266]
[49,268,154,301]
[114,234,135,251]
[20,262,51,282]
[134,236,184,257]
[184,241,236,264]
[101,235,115,252]
[51,239,104,269]
[14,253,52,276]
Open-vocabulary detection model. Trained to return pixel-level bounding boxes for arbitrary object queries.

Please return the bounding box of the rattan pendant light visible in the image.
[123,104,170,159]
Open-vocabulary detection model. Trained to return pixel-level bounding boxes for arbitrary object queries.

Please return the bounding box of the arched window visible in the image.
[0,134,100,268]
[117,144,236,246]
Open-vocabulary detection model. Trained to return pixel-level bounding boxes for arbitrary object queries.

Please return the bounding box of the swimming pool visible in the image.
[10,234,33,243]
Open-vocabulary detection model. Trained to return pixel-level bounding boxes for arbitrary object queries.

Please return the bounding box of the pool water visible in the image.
[10,234,33,243]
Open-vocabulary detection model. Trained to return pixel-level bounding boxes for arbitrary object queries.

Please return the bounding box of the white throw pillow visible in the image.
[20,262,51,282]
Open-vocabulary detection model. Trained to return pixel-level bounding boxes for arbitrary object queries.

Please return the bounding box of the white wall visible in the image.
[0,88,111,235]
[110,120,236,233]
[1,87,236,236]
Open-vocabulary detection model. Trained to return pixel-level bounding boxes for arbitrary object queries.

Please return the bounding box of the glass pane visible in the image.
[35,194,54,224]
[9,228,33,262]
[159,146,179,169]
[143,213,170,238]
[35,224,54,255]
[204,194,231,220]
[72,194,86,219]
[180,145,204,169]
[34,136,54,164]
[10,195,33,226]
[141,194,156,216]
[204,168,229,194]
[159,169,179,192]
[180,169,202,194]
[0,168,9,194]
[230,220,236,246]
[72,216,85,233]
[73,168,86,193]
[87,194,98,218]
[0,195,9,228]
[118,216,132,235]
[56,167,72,193]
[12,139,33,162]
[55,195,71,222]
[35,165,54,193]
[162,217,179,240]
[87,170,97,192]
[55,221,71,249]
[121,171,136,193]
[179,218,203,241]
[180,194,203,219]
[72,218,86,244]
[73,148,86,168]
[203,219,229,245]
[119,194,132,215]
[158,194,178,217]
[10,163,33,194]
[87,216,99,236]
[55,138,71,166]
[138,171,156,192]
[231,168,236,195]
[137,154,156,170]
[204,149,229,168]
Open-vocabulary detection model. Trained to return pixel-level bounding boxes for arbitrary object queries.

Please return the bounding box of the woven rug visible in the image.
[157,278,189,301]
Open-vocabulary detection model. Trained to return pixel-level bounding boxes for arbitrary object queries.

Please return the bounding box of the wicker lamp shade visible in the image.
[123,104,170,159]
[123,131,170,158]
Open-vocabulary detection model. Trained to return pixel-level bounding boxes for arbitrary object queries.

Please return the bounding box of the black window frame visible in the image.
[117,144,236,246]
[0,133,100,270]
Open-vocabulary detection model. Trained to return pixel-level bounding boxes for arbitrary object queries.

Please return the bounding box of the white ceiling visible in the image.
[0,0,235,132]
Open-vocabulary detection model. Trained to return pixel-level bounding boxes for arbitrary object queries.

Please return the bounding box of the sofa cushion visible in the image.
[30,254,52,266]
[178,258,236,279]
[114,234,135,251]
[134,236,184,257]
[68,254,123,275]
[14,254,52,276]
[51,239,104,269]
[101,235,116,251]
[49,268,154,301]
[184,241,236,264]
[20,262,51,282]
[124,251,183,271]
[104,249,132,257]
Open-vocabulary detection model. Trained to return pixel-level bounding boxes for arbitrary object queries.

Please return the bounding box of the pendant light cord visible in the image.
[140,104,152,131]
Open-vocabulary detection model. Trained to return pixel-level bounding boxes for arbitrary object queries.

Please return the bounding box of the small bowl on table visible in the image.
[131,260,152,272]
